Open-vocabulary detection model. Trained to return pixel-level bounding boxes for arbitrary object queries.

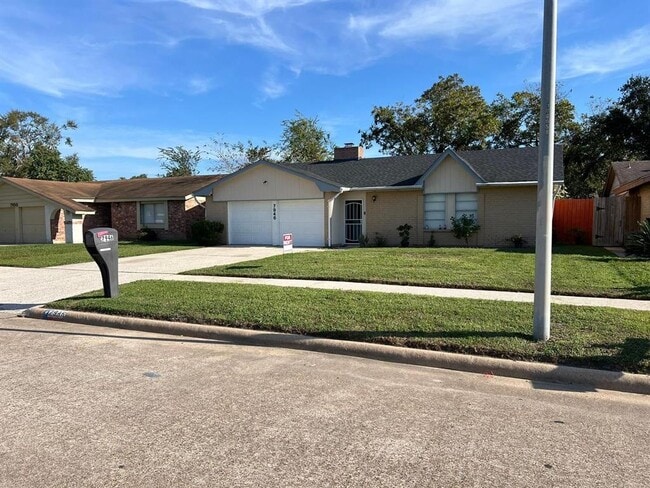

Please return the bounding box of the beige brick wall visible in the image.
[365,190,423,246]
[478,186,537,247]
[205,200,229,241]
[640,185,650,222]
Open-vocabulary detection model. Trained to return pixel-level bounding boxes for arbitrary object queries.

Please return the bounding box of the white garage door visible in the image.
[228,200,324,247]
[0,208,16,244]
[229,201,273,245]
[278,200,324,247]
[21,206,46,243]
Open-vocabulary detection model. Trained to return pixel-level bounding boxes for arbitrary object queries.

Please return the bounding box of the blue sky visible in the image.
[1,0,649,180]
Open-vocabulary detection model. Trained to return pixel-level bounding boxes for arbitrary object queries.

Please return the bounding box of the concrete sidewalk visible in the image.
[2,244,649,313]
[143,274,650,311]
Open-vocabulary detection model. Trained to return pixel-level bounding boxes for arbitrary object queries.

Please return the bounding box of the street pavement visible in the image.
[1,316,648,488]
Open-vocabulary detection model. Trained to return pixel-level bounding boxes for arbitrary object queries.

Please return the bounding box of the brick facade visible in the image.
[111,201,139,240]
[104,199,207,241]
[83,203,112,232]
[364,186,538,248]
[50,210,66,243]
[365,190,423,246]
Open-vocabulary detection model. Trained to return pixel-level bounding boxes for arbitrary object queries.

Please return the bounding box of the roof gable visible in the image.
[194,160,341,196]
[605,160,650,195]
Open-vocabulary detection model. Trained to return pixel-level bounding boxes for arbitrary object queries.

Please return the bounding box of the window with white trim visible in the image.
[455,193,478,220]
[424,194,446,230]
[140,202,167,228]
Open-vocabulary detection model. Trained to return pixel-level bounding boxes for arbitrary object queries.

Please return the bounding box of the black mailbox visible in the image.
[84,227,119,298]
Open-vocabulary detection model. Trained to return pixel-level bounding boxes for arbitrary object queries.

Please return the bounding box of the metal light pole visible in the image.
[533,0,557,341]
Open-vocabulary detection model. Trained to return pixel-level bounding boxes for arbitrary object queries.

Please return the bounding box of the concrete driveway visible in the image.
[0,246,295,313]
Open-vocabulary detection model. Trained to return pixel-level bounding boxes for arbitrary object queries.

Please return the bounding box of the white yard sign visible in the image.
[282,233,293,252]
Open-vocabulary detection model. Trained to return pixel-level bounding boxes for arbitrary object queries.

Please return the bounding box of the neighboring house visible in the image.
[603,160,650,224]
[196,145,563,247]
[0,175,222,244]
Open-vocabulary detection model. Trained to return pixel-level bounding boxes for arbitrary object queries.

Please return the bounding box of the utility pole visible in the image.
[533,0,557,341]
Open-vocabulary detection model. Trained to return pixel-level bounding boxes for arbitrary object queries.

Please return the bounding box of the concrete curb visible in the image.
[22,306,650,396]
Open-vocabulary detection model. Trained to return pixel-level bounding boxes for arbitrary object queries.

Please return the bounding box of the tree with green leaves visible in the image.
[564,75,650,197]
[0,110,93,181]
[490,86,579,148]
[278,111,333,162]
[206,136,274,173]
[158,145,201,177]
[360,74,498,154]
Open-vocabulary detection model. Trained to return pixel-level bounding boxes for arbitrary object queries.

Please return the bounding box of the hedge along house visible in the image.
[196,145,564,247]
[0,175,222,244]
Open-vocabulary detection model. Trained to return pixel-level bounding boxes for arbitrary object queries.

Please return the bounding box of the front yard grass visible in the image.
[50,280,650,373]
[0,241,199,268]
[185,246,650,299]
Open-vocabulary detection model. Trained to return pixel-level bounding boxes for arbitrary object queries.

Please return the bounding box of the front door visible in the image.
[345,200,363,243]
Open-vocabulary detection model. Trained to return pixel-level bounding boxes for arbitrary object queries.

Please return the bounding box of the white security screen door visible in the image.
[344,200,362,243]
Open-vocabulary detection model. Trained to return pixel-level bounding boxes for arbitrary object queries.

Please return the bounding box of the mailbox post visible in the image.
[84,227,119,298]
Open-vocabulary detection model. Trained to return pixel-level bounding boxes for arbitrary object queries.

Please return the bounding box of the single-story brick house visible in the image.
[603,160,650,224]
[196,145,563,247]
[0,175,221,244]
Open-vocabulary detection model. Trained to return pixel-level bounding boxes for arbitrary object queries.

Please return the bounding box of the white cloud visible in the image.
[187,76,214,94]
[560,26,650,79]
[174,0,329,17]
[351,0,542,52]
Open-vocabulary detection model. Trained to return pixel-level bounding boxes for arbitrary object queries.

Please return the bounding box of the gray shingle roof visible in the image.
[287,146,564,188]
[608,160,650,194]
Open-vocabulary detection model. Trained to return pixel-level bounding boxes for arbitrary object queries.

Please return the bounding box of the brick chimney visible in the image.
[334,143,364,161]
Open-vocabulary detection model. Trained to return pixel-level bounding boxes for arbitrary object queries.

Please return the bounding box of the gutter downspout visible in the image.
[327,188,348,247]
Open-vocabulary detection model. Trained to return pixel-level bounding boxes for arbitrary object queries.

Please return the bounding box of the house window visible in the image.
[424,194,446,230]
[455,193,478,220]
[140,202,167,228]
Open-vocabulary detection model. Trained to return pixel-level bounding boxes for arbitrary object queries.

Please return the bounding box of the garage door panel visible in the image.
[21,206,46,243]
[229,201,273,245]
[228,199,324,247]
[278,200,323,247]
[0,208,16,244]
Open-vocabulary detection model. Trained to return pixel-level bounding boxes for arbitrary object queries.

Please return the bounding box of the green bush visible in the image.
[450,214,480,245]
[358,234,370,247]
[625,220,650,257]
[508,234,526,248]
[397,223,412,247]
[137,227,157,241]
[374,233,388,247]
[427,233,436,247]
[191,220,224,246]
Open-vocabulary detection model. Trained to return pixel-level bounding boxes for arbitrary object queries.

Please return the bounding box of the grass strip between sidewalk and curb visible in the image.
[48,280,650,374]
[183,246,650,300]
[0,242,200,268]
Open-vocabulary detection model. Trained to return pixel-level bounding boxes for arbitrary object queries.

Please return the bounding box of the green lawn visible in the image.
[0,241,199,268]
[50,280,650,373]
[186,246,650,299]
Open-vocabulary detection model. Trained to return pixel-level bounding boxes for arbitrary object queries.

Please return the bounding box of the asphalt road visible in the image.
[1,316,648,488]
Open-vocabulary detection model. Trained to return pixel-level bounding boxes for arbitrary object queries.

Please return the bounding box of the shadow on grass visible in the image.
[222,265,263,270]
[616,286,650,299]
[314,329,531,342]
[588,337,650,374]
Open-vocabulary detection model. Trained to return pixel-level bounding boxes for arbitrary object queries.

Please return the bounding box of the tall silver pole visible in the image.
[533,0,557,341]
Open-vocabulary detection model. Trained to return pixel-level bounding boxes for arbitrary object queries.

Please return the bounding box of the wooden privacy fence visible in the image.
[553,196,641,246]
[553,199,593,245]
